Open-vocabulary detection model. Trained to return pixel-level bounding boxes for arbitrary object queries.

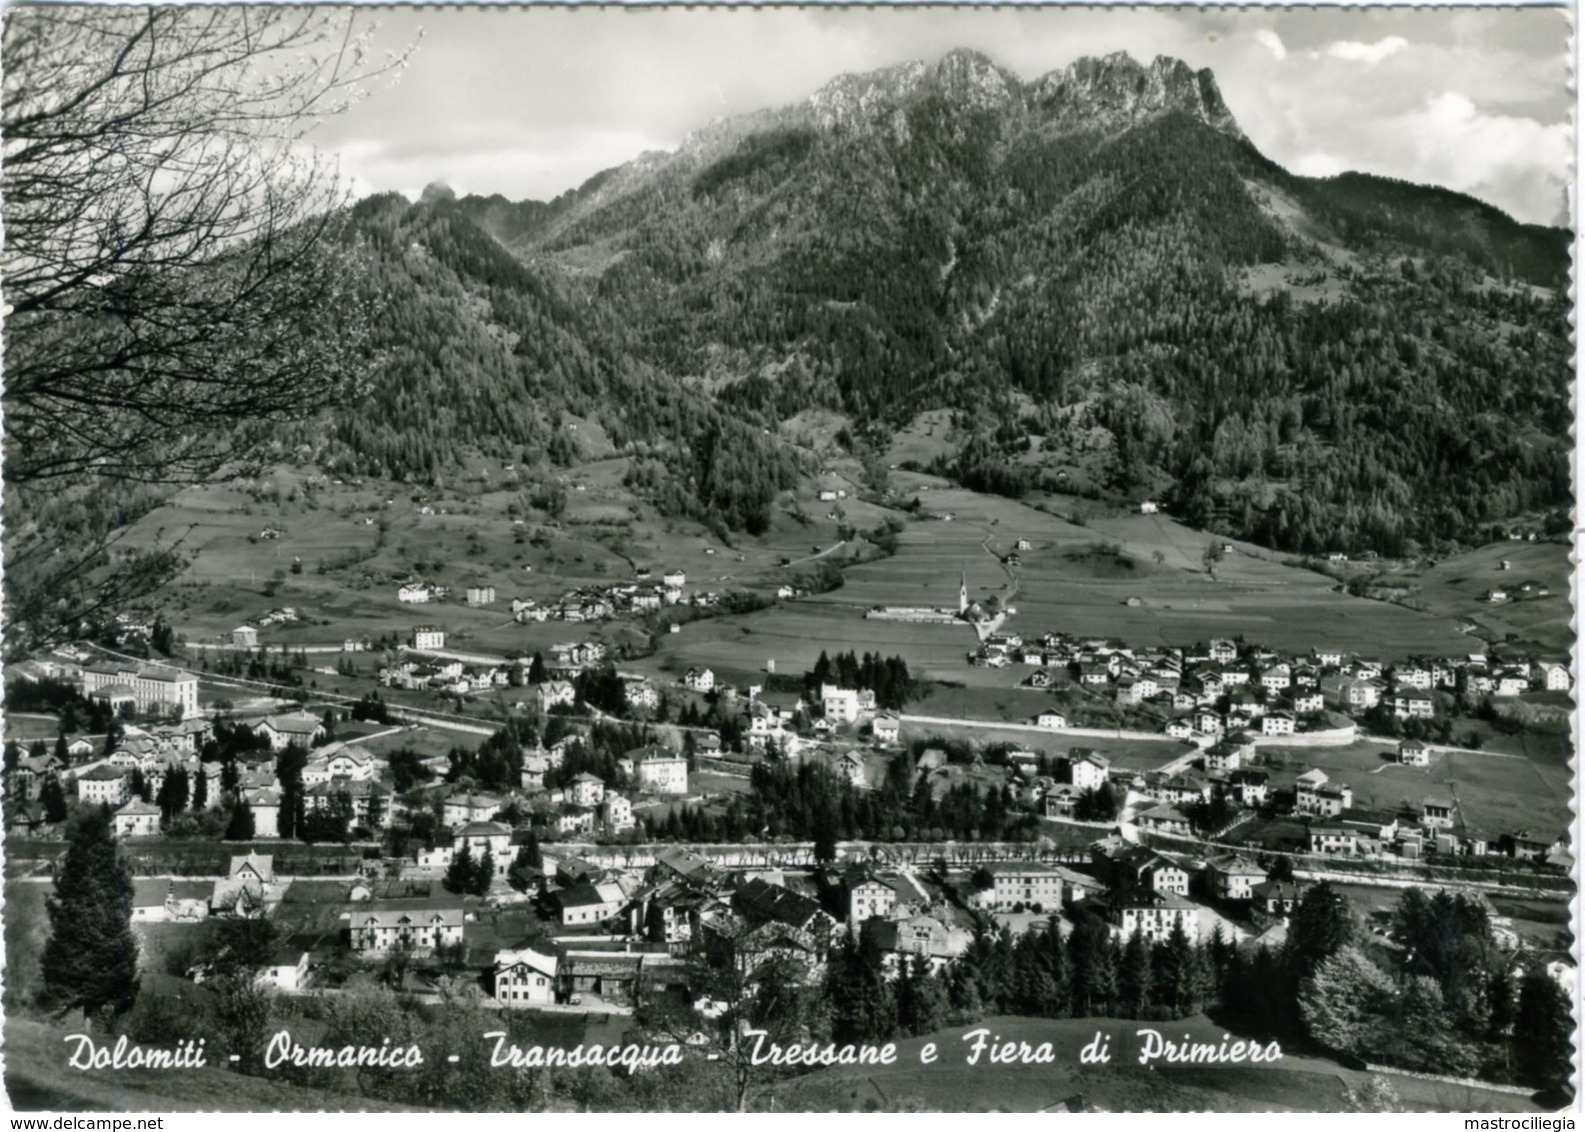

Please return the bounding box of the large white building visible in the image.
[350,908,465,953]
[82,664,200,719]
[1117,892,1200,944]
[630,746,689,795]
[975,863,1068,911]
[412,626,445,650]
[76,765,130,806]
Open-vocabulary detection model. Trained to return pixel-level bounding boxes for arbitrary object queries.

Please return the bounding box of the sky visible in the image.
[312,6,1573,226]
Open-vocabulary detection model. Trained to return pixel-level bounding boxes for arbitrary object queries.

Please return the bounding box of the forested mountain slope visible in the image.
[323,49,1570,556]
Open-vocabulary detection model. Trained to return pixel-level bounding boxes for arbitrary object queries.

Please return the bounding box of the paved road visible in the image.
[898,713,1187,744]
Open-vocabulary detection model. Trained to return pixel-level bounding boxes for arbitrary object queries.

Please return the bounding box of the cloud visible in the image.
[1384,91,1572,223]
[1292,153,1344,178]
[1326,36,1410,64]
[1255,30,1287,61]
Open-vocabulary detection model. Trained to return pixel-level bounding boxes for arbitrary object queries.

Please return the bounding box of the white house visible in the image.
[412,626,446,651]
[632,748,689,795]
[257,948,311,993]
[455,821,513,873]
[1399,740,1431,767]
[683,668,715,693]
[535,681,576,712]
[1205,855,1267,901]
[112,799,161,838]
[872,712,901,744]
[1261,711,1296,737]
[569,773,605,808]
[602,794,634,831]
[255,713,326,751]
[397,584,431,604]
[1535,661,1571,692]
[494,948,558,1006]
[1036,711,1068,730]
[232,626,259,649]
[443,792,501,828]
[1068,751,1110,793]
[821,684,861,724]
[1116,892,1199,944]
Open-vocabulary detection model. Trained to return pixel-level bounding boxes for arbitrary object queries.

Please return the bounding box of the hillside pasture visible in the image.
[1253,741,1569,841]
[636,600,980,687]
[1410,540,1571,657]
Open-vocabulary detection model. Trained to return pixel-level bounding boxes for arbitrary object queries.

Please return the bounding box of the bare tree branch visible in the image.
[2,5,414,651]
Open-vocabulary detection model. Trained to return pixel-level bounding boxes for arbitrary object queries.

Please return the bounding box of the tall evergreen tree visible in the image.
[226,799,256,841]
[1286,880,1355,980]
[155,765,190,825]
[192,763,210,810]
[1514,969,1574,1095]
[40,776,69,823]
[445,842,476,894]
[472,848,496,896]
[41,809,140,1021]
[1120,930,1153,1016]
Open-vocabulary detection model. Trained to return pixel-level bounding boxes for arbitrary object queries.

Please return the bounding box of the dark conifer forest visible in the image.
[288,49,1569,555]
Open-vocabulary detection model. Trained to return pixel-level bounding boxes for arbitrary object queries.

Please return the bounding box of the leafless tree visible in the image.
[2,6,412,651]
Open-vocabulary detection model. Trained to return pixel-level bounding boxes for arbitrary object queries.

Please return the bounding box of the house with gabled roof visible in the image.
[1204,855,1267,901]
[1136,804,1192,837]
[112,798,161,838]
[255,712,326,751]
[494,947,558,1006]
[350,906,465,953]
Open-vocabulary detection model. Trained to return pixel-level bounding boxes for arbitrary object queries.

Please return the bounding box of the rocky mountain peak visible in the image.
[1030,51,1243,139]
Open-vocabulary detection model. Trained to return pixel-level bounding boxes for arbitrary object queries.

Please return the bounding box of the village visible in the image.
[2,563,1575,1022]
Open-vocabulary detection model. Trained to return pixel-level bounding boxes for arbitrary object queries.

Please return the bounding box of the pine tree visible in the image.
[192,763,209,810]
[41,809,140,1021]
[156,766,190,825]
[472,848,496,896]
[226,800,256,841]
[1287,880,1355,979]
[41,775,68,823]
[445,842,476,894]
[1514,969,1573,1094]
[1120,930,1153,1016]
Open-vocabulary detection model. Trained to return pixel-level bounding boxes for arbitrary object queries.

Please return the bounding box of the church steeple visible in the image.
[958,571,968,615]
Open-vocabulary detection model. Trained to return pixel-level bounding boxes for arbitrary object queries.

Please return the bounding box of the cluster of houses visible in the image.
[509,570,719,625]
[968,632,1570,741]
[1005,728,1565,866]
[109,828,1583,1009]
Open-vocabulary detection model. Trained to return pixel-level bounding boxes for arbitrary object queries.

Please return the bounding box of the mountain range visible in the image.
[300,48,1571,555]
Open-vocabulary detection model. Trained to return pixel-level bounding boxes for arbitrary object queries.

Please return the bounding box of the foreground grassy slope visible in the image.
[3,1019,422,1112]
[768,1015,1545,1112]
